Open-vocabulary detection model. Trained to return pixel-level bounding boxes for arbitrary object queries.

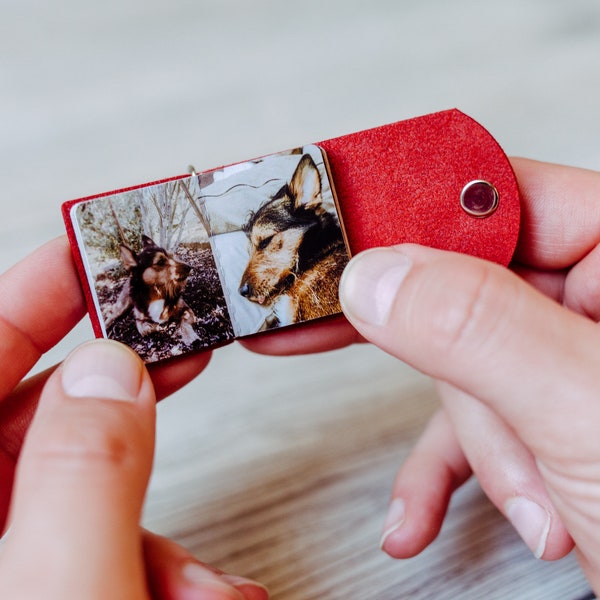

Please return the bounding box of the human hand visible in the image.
[0,237,213,523]
[0,241,267,599]
[337,159,600,592]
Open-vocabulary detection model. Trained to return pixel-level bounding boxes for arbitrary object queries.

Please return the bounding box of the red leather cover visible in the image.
[319,109,519,265]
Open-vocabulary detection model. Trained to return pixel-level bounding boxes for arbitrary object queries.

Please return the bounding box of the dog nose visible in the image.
[239,282,251,297]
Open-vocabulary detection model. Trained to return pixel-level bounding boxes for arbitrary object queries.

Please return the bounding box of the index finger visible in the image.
[239,315,361,356]
[511,157,600,269]
[0,237,86,401]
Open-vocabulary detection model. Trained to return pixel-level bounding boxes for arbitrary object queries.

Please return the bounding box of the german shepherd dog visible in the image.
[105,235,199,345]
[239,154,348,328]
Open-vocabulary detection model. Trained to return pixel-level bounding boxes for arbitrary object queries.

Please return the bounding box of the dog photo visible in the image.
[70,176,234,362]
[199,145,350,336]
[68,145,349,361]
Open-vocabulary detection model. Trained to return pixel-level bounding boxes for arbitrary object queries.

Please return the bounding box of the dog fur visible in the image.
[105,235,199,345]
[239,153,348,328]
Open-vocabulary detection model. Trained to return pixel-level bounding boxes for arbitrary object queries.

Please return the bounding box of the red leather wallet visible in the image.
[63,109,520,362]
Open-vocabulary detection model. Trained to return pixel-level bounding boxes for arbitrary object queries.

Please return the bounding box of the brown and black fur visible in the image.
[105,235,199,344]
[239,154,348,328]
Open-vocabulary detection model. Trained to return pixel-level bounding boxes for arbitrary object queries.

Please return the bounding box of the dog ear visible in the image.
[142,234,156,248]
[119,245,138,269]
[289,154,323,211]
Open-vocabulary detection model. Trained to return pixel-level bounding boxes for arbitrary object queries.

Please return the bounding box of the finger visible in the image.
[1,340,155,596]
[239,314,362,356]
[0,349,213,531]
[0,367,55,458]
[147,349,212,400]
[511,158,600,269]
[143,530,269,600]
[0,350,212,536]
[515,242,600,322]
[339,245,600,454]
[511,256,600,323]
[0,367,52,530]
[439,383,574,560]
[0,237,85,401]
[0,351,212,468]
[561,241,600,321]
[380,408,472,558]
[510,264,566,303]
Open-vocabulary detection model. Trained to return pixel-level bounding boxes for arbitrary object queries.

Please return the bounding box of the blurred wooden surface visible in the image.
[2,1,600,598]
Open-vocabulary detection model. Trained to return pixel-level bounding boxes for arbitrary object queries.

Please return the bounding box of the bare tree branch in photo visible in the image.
[108,200,127,246]
[134,181,192,252]
[179,178,211,235]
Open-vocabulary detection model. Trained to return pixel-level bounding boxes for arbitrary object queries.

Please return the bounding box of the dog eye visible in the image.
[257,235,274,250]
[155,256,167,266]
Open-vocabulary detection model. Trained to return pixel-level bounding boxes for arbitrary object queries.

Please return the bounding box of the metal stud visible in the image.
[460,180,499,218]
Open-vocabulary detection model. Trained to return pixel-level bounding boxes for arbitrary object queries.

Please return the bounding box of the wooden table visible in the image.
[2,1,600,597]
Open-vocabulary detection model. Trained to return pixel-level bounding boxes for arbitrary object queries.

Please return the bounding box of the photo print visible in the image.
[69,145,350,362]
[70,176,234,363]
[199,145,350,337]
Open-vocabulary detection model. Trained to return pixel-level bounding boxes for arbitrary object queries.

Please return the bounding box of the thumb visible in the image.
[338,245,600,452]
[2,340,156,597]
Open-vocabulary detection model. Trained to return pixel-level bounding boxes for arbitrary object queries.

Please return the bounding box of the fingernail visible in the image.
[505,496,550,559]
[340,248,412,326]
[61,340,143,402]
[222,575,270,600]
[182,562,245,599]
[380,498,405,551]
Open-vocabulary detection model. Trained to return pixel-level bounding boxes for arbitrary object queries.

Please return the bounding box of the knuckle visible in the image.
[426,262,515,358]
[27,403,142,474]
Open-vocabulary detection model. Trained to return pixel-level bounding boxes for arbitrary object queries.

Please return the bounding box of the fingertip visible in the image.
[380,498,405,551]
[339,247,412,328]
[504,496,550,559]
[221,575,270,600]
[380,410,473,559]
[181,563,247,599]
[61,339,148,403]
[143,531,269,600]
[503,496,574,561]
[541,531,576,562]
[381,529,413,559]
[379,497,449,559]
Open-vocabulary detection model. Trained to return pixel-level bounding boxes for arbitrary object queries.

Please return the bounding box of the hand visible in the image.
[243,157,600,589]
[337,159,600,592]
[0,241,268,599]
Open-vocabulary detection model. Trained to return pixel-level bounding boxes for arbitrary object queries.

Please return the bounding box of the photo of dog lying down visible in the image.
[201,145,350,336]
[239,153,348,329]
[67,145,349,361]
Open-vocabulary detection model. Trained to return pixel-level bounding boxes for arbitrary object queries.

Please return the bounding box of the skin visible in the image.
[0,239,267,599]
[242,158,600,593]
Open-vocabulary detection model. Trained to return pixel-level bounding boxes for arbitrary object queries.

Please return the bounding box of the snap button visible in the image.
[460,180,499,218]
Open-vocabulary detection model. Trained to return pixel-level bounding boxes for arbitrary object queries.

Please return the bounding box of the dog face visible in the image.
[239,154,326,306]
[120,235,192,309]
[115,235,198,345]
